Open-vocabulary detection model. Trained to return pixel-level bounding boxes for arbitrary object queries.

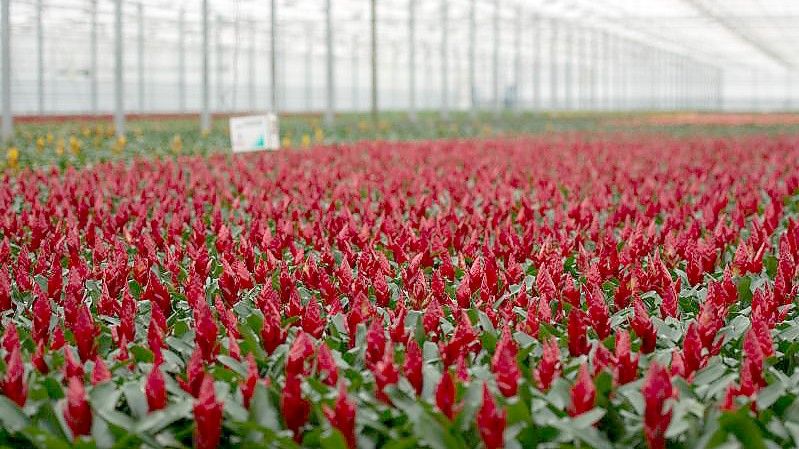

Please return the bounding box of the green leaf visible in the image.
[136,399,192,433]
[0,396,29,433]
[248,384,280,431]
[571,409,605,429]
[319,429,348,449]
[715,409,767,449]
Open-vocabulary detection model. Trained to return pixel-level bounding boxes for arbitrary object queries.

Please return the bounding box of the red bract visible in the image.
[194,301,219,362]
[193,377,223,449]
[568,309,590,357]
[73,305,98,362]
[64,377,92,438]
[476,384,506,449]
[435,370,457,420]
[91,356,111,385]
[631,297,657,353]
[403,339,423,395]
[281,374,310,441]
[1,346,27,407]
[586,286,611,340]
[146,364,168,412]
[323,384,357,449]
[535,337,561,391]
[568,365,596,417]
[642,363,673,449]
[286,332,315,378]
[241,354,259,409]
[614,330,639,385]
[491,327,520,397]
[317,343,339,387]
[372,347,399,403]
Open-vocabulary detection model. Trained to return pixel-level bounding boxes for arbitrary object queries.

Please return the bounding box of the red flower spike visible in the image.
[281,374,310,442]
[317,343,339,387]
[372,347,399,403]
[535,337,561,391]
[194,302,219,362]
[286,332,315,378]
[64,348,85,382]
[403,339,423,395]
[91,356,111,385]
[2,323,19,360]
[476,384,506,449]
[32,293,52,345]
[567,308,590,357]
[491,327,520,397]
[365,320,387,368]
[73,304,98,362]
[2,346,27,407]
[568,365,596,417]
[179,348,206,397]
[193,377,223,449]
[64,377,92,438]
[642,363,674,449]
[586,286,611,340]
[323,383,357,449]
[260,303,286,354]
[241,354,259,409]
[435,370,457,420]
[631,297,657,354]
[301,299,326,338]
[146,364,168,412]
[614,330,639,385]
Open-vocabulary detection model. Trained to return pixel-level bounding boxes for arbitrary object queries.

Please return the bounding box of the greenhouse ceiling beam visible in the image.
[681,0,793,69]
[547,0,729,71]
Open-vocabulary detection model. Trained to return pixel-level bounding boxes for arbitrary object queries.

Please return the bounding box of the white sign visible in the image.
[229,114,280,153]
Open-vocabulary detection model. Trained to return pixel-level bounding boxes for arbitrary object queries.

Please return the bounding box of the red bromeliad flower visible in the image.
[146,363,168,412]
[642,363,673,449]
[614,330,639,385]
[568,309,590,357]
[435,370,457,420]
[534,337,561,391]
[476,384,506,449]
[491,326,520,397]
[403,339,423,395]
[372,348,399,403]
[1,346,27,407]
[91,356,111,385]
[323,383,357,449]
[64,377,92,438]
[568,365,596,417]
[631,297,657,354]
[193,377,223,449]
[241,354,259,409]
[281,374,310,441]
[317,342,339,387]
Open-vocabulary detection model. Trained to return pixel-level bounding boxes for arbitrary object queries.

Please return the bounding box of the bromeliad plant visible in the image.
[1,134,799,449]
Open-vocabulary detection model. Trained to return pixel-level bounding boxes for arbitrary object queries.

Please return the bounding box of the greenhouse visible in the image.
[1,1,799,449]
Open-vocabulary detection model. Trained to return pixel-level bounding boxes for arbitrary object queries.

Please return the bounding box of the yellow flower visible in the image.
[171,134,183,154]
[113,136,127,153]
[55,138,65,156]
[314,127,324,143]
[301,134,311,148]
[6,146,19,169]
[46,132,54,144]
[36,136,45,151]
[69,136,82,155]
[281,136,293,148]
